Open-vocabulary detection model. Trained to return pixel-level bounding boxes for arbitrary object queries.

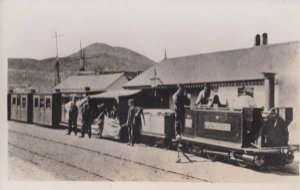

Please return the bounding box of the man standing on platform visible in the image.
[173,84,192,163]
[67,97,78,136]
[81,96,93,138]
[126,99,145,146]
[172,84,189,139]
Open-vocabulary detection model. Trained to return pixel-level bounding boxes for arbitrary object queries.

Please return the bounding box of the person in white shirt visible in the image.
[195,84,211,106]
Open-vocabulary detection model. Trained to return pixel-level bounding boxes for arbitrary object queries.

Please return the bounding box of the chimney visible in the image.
[263,72,275,111]
[255,34,261,46]
[164,48,167,60]
[262,33,268,45]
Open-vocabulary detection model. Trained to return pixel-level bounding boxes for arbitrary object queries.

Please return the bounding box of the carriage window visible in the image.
[17,97,21,106]
[22,97,26,108]
[46,98,51,108]
[12,97,16,105]
[40,98,44,108]
[34,98,39,107]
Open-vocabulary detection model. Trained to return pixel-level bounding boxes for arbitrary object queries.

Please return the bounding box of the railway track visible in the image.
[8,143,110,181]
[8,129,211,182]
[9,126,299,182]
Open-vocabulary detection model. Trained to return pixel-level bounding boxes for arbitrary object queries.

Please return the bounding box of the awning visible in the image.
[90,89,141,100]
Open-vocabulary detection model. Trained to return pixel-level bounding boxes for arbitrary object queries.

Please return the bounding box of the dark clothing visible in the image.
[68,102,78,135]
[175,112,185,136]
[195,90,210,105]
[210,95,227,108]
[95,112,104,136]
[81,102,92,138]
[126,106,144,145]
[173,91,189,136]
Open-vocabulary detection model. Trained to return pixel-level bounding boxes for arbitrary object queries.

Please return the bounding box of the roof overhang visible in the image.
[90,89,141,100]
[124,79,264,90]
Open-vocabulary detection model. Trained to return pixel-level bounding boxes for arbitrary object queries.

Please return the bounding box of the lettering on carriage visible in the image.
[204,121,231,132]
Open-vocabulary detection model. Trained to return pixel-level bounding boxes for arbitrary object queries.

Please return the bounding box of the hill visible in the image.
[8,43,156,92]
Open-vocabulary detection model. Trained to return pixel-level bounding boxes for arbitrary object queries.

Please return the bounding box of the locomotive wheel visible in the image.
[206,152,218,161]
[237,161,247,168]
[254,155,265,167]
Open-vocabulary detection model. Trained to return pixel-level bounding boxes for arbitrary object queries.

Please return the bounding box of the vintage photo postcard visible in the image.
[1,0,300,189]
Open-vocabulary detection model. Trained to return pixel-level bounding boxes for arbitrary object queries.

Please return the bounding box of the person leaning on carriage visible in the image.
[173,84,189,140]
[67,97,78,136]
[195,83,211,106]
[126,99,145,146]
[81,96,93,138]
[195,84,228,108]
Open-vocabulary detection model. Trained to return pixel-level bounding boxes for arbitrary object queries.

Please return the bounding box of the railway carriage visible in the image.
[10,92,33,123]
[141,109,175,145]
[32,93,62,127]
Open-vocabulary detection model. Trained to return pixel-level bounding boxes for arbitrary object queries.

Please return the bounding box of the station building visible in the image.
[124,38,300,143]
[55,72,129,93]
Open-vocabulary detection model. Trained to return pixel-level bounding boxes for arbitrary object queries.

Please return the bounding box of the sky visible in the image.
[1,0,300,62]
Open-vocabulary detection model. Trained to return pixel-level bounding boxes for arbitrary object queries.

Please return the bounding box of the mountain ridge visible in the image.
[8,43,156,92]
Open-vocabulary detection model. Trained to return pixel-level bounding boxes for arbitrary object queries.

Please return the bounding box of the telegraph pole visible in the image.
[52,31,63,85]
[79,40,85,71]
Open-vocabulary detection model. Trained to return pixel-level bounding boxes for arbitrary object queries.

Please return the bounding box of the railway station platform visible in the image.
[7,121,299,182]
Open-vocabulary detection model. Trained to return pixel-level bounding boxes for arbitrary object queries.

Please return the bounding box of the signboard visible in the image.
[185,118,193,128]
[204,121,231,132]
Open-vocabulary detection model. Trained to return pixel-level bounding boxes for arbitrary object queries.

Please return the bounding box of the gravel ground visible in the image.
[8,155,65,181]
[7,121,300,182]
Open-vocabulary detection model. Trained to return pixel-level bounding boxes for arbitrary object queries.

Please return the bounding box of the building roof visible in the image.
[55,72,127,92]
[124,41,300,89]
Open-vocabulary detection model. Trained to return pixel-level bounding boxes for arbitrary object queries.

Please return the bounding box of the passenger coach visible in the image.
[10,91,33,123]
[32,93,61,127]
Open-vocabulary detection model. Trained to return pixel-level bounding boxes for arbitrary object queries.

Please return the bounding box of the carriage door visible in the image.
[45,96,52,126]
[16,95,21,120]
[33,96,40,123]
[11,95,17,120]
[39,96,45,124]
[20,95,28,122]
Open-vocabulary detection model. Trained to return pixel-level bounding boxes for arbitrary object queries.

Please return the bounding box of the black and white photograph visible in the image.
[0,0,300,189]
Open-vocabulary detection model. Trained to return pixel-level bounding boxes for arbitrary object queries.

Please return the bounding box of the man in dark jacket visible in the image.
[172,84,189,139]
[67,98,78,136]
[126,99,145,146]
[81,96,93,138]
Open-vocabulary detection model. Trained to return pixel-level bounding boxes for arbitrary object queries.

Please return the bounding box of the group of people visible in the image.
[172,84,219,139]
[66,96,145,147]
[67,96,93,138]
[173,83,256,138]
[67,84,255,148]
